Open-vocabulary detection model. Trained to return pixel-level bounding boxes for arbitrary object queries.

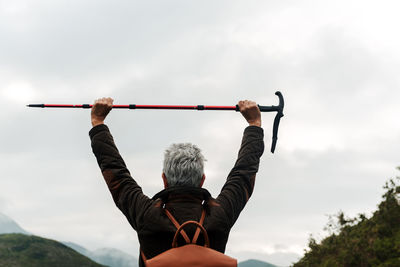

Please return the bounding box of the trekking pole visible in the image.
[27,91,284,153]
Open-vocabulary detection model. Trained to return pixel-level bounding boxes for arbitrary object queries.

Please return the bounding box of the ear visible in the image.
[162,173,168,189]
[199,174,206,188]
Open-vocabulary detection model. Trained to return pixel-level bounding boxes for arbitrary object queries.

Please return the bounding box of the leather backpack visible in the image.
[141,208,237,267]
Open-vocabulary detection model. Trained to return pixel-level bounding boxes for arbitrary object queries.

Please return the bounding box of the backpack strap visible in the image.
[140,248,147,262]
[141,208,207,263]
[172,220,210,248]
[164,209,191,243]
[192,208,206,244]
[164,208,206,245]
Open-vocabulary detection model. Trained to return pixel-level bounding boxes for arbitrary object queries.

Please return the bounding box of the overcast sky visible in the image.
[1,1,400,266]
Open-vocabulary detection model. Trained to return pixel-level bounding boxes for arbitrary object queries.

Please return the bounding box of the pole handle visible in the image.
[258,105,280,112]
[270,91,284,153]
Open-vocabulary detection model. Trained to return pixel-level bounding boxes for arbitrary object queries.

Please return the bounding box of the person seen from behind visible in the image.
[89,97,264,266]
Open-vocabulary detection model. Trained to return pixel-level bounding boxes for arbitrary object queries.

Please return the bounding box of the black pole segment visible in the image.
[82,104,91,109]
[129,104,136,109]
[27,104,45,108]
[203,106,236,111]
[197,105,205,110]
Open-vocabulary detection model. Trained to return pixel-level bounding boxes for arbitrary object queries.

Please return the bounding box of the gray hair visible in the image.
[163,143,206,187]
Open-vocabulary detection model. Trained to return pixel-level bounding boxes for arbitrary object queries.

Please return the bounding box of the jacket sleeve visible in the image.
[89,124,152,230]
[216,126,264,227]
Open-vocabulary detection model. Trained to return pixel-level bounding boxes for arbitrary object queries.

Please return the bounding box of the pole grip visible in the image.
[258,105,280,112]
[236,104,279,112]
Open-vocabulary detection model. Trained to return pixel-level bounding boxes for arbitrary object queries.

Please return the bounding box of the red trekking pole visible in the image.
[28,91,284,153]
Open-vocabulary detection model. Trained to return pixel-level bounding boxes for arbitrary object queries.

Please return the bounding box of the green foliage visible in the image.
[0,234,105,267]
[293,174,400,267]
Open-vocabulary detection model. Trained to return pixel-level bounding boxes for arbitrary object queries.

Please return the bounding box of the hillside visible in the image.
[0,234,105,267]
[293,178,400,267]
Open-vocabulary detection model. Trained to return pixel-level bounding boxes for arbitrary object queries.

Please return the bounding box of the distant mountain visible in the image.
[239,259,279,267]
[63,241,91,255]
[234,250,300,266]
[90,247,138,267]
[63,242,138,267]
[0,233,105,267]
[0,212,29,235]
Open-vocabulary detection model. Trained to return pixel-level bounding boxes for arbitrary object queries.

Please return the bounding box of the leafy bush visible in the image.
[293,172,400,267]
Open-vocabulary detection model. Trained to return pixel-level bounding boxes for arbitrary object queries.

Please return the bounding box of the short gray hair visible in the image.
[163,143,205,187]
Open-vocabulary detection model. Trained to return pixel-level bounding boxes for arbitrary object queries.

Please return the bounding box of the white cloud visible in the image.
[2,82,37,103]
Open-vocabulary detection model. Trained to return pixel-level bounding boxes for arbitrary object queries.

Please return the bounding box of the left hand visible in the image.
[91,97,114,127]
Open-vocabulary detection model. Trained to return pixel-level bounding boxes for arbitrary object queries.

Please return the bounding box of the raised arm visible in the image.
[216,100,264,226]
[89,98,152,229]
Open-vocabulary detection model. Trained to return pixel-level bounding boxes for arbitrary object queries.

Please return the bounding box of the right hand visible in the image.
[238,100,262,127]
[91,97,114,127]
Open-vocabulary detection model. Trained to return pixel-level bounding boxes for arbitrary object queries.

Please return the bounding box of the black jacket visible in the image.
[89,124,264,266]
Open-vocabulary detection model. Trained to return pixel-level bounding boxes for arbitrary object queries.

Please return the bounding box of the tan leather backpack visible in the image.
[141,209,237,267]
